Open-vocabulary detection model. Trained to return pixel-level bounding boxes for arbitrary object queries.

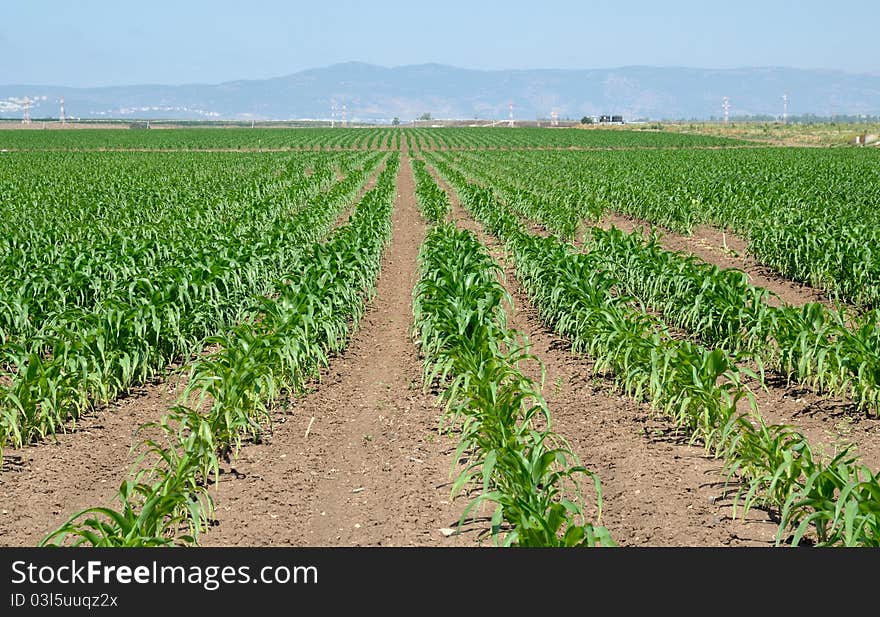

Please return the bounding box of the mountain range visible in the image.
[2,62,879,122]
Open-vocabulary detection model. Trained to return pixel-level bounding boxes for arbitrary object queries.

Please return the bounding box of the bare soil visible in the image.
[741,377,880,473]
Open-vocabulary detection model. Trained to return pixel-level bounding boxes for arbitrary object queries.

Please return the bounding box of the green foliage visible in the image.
[584,226,880,414]
[410,158,451,224]
[413,224,613,547]
[431,147,880,308]
[0,151,384,451]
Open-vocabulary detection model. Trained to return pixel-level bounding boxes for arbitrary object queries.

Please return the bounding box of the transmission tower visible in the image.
[722,96,730,124]
[782,93,789,124]
[22,97,31,124]
[341,104,347,127]
[508,101,514,128]
[550,110,559,127]
[59,96,65,124]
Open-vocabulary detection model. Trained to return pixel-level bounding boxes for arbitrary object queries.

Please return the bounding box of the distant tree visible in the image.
[392,117,400,126]
[419,112,432,121]
[580,116,594,124]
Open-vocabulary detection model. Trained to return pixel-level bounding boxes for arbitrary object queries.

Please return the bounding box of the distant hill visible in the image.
[2,62,879,121]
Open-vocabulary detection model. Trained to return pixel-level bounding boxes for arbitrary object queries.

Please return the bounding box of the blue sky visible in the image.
[1,0,877,86]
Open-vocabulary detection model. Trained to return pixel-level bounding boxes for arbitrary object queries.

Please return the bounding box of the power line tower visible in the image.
[330,100,337,128]
[722,96,731,124]
[508,101,514,128]
[59,96,65,124]
[341,104,347,128]
[550,110,559,127]
[782,92,789,124]
[22,97,31,124]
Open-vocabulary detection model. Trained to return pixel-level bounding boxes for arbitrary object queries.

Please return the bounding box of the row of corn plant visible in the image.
[0,153,384,453]
[411,162,611,546]
[427,151,591,239]
[400,128,746,150]
[429,158,880,546]
[41,155,401,546]
[585,226,880,414]
[0,152,348,353]
[410,158,451,223]
[412,222,613,547]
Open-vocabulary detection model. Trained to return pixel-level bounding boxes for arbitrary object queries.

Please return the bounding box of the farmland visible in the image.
[0,127,878,547]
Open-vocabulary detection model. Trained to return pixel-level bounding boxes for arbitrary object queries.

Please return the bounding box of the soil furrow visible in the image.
[739,378,880,472]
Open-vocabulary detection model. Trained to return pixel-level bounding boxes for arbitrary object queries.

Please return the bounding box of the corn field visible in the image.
[1,127,878,548]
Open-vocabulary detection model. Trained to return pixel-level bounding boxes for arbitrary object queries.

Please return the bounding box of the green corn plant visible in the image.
[413,223,613,547]
[411,158,451,223]
[1,152,386,454]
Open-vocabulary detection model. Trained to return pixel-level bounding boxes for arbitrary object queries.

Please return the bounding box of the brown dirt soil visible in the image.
[429,167,779,546]
[596,212,829,308]
[0,376,185,546]
[739,376,880,473]
[200,145,487,547]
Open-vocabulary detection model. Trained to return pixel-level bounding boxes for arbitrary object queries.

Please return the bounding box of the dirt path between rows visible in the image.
[426,165,779,546]
[596,212,828,307]
[741,379,880,473]
[202,144,484,547]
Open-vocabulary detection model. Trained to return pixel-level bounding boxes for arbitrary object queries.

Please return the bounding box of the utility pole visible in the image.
[508,101,514,128]
[59,96,65,124]
[722,96,730,124]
